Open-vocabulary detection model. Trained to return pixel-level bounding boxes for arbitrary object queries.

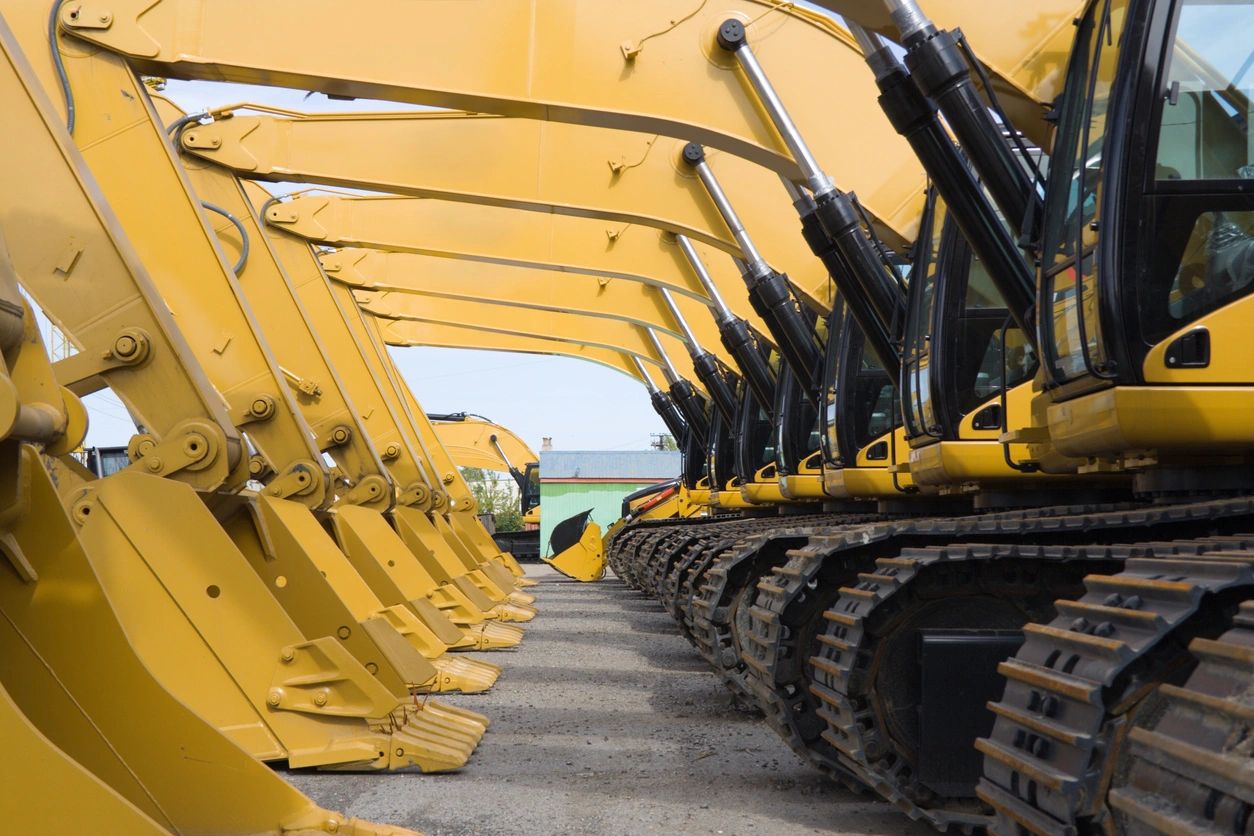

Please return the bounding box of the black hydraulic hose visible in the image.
[48,0,74,134]
[200,201,250,276]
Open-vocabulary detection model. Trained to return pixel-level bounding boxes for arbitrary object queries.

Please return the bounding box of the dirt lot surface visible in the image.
[285,566,933,835]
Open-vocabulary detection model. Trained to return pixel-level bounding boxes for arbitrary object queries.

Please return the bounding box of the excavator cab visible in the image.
[732,372,778,508]
[520,462,540,517]
[1037,0,1254,486]
[772,365,826,502]
[819,300,907,501]
[900,190,1046,491]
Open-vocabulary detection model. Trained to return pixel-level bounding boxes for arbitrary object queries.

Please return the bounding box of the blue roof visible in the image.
[540,450,681,481]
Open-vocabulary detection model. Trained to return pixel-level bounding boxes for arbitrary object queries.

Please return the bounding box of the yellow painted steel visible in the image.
[323,248,739,367]
[345,285,541,597]
[181,111,846,311]
[354,288,710,391]
[544,520,607,583]
[174,125,507,693]
[63,0,925,248]
[250,208,535,626]
[0,680,165,835]
[176,92,509,684]
[0,446,414,834]
[8,8,335,508]
[432,416,538,475]
[4,7,494,772]
[267,193,771,334]
[0,32,412,823]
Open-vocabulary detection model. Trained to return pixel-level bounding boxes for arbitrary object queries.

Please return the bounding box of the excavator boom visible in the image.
[323,247,741,365]
[267,193,769,334]
[62,0,924,241]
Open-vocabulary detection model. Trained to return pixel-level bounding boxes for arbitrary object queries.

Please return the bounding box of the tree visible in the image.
[460,467,523,532]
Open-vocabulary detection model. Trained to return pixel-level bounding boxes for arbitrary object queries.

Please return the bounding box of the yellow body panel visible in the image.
[743,481,787,504]
[69,0,924,261]
[781,474,828,500]
[1048,386,1254,458]
[714,488,758,509]
[1142,295,1254,384]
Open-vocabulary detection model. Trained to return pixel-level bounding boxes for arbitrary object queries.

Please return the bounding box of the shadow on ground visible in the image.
[284,565,934,836]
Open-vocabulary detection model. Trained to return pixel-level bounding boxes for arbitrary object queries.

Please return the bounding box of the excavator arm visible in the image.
[180,111,852,312]
[267,192,771,335]
[355,289,709,390]
[429,416,538,478]
[6,5,331,507]
[59,0,924,241]
[322,247,740,366]
[169,117,397,511]
[0,10,245,495]
[374,318,669,390]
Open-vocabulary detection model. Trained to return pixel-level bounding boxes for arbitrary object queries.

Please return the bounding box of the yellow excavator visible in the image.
[429,412,544,556]
[12,0,1250,833]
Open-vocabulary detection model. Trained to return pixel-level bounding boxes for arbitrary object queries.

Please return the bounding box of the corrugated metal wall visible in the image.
[538,481,653,555]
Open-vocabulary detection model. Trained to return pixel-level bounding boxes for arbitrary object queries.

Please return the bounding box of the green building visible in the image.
[538,450,681,555]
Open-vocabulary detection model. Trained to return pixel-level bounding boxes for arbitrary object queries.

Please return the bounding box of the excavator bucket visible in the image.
[219,495,501,695]
[333,504,526,650]
[69,469,488,772]
[543,509,607,582]
[0,443,413,834]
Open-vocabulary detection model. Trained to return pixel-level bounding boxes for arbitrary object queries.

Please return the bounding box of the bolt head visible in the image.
[716,19,746,51]
[267,688,283,706]
[113,335,138,358]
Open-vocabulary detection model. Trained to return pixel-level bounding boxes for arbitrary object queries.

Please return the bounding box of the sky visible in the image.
[57,2,846,457]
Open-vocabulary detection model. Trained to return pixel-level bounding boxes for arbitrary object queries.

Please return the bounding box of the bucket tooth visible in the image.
[505,589,538,607]
[453,620,525,650]
[280,811,415,836]
[487,601,538,622]
[415,698,492,731]
[431,656,502,693]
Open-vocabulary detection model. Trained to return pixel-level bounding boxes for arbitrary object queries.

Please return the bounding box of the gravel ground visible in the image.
[284,565,933,835]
